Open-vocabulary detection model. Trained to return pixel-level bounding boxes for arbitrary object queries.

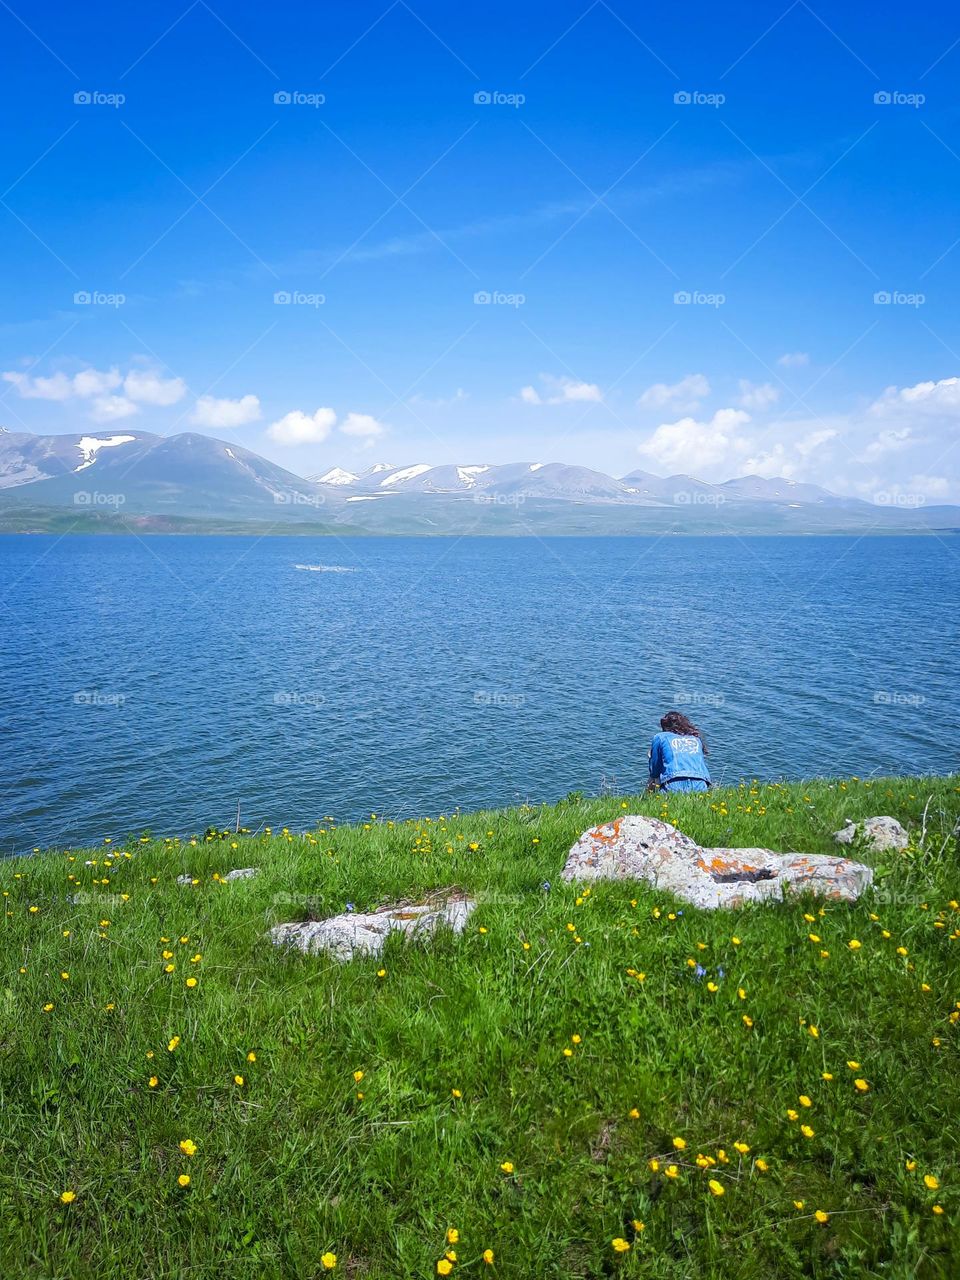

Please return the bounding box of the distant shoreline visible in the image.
[1,520,957,540]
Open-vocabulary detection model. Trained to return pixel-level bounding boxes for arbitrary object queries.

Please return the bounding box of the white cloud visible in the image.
[520,374,602,405]
[124,369,187,406]
[777,351,809,367]
[73,368,123,398]
[267,407,336,445]
[795,428,838,458]
[870,376,960,416]
[554,377,602,403]
[742,444,793,477]
[408,388,469,408]
[2,368,121,401]
[736,379,780,411]
[638,407,752,472]
[864,427,912,459]
[340,412,386,441]
[638,373,709,412]
[2,363,186,415]
[89,394,139,422]
[190,393,261,428]
[908,473,950,499]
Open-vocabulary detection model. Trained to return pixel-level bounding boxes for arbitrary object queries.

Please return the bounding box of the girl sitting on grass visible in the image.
[648,710,711,793]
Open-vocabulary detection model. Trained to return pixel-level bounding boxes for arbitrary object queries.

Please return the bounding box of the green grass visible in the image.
[3,776,960,1279]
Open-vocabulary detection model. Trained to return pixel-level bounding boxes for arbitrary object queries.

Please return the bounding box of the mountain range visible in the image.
[1,427,957,535]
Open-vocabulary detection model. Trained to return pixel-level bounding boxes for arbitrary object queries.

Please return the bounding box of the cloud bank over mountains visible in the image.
[2,358,958,501]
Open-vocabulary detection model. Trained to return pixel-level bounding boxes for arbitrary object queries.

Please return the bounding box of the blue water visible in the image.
[1,534,957,852]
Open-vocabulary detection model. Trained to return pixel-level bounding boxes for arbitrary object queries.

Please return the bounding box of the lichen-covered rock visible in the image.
[563,815,872,908]
[268,892,476,962]
[834,816,909,852]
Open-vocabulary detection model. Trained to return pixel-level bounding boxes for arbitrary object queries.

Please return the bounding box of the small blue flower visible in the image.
[345,902,355,912]
[717,967,725,980]
[541,881,551,892]
[694,963,707,979]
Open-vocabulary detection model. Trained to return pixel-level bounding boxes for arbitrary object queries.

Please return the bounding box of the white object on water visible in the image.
[293,564,357,572]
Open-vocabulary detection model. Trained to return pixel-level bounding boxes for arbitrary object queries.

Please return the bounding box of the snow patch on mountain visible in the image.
[456,465,489,488]
[73,435,136,472]
[380,464,431,487]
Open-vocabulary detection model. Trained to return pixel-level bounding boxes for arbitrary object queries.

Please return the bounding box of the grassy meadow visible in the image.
[3,776,960,1279]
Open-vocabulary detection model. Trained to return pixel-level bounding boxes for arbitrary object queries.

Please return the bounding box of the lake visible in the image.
[1,533,956,852]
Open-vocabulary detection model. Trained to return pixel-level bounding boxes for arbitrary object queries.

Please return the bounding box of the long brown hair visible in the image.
[660,710,708,754]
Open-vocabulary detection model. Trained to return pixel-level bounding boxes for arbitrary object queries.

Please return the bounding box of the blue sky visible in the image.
[2,0,959,499]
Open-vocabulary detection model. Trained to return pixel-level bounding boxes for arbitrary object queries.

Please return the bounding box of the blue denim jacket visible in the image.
[648,731,711,785]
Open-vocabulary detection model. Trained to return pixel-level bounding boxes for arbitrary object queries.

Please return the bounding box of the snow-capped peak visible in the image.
[315,467,359,487]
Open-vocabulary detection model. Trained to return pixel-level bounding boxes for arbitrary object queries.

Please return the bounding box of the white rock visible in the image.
[268,892,476,962]
[177,867,259,886]
[563,815,872,908]
[834,816,909,852]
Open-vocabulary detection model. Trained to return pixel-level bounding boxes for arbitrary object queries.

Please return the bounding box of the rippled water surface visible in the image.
[2,534,957,851]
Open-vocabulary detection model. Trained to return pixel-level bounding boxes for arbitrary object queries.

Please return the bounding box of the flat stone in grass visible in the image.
[268,891,476,962]
[834,816,909,852]
[176,868,259,886]
[563,815,872,909]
